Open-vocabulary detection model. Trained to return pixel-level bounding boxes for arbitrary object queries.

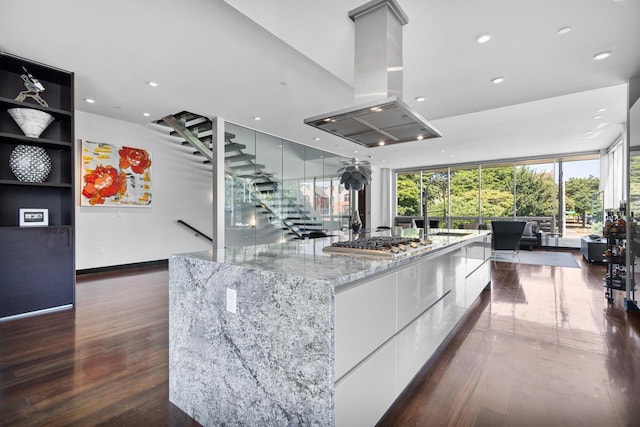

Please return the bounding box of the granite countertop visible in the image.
[172,229,491,289]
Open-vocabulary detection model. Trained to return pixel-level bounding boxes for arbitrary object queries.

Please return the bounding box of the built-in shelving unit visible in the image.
[0,52,75,319]
[602,209,636,307]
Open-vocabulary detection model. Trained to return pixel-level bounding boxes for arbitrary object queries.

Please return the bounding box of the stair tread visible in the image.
[226,153,256,162]
[225,143,247,152]
[231,163,265,171]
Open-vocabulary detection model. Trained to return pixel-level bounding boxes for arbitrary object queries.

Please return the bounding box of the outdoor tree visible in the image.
[565,175,600,225]
[397,173,421,216]
[424,171,449,221]
[514,167,554,216]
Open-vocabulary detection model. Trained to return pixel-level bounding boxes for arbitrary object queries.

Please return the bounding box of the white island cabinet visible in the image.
[169,230,491,426]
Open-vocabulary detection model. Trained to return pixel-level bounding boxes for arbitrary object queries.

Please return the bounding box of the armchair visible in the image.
[491,221,526,260]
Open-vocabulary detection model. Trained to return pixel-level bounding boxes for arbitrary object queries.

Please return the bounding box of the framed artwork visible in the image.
[81,140,152,206]
[19,208,49,226]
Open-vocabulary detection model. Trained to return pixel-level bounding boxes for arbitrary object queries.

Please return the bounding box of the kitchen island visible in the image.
[169,229,491,426]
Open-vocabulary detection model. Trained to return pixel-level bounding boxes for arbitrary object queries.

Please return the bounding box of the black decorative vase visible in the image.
[351,209,362,233]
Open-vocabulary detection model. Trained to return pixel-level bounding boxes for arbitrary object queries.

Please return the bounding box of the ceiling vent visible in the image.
[304,0,441,148]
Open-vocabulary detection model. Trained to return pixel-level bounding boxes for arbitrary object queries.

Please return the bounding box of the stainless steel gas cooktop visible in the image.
[322,236,432,259]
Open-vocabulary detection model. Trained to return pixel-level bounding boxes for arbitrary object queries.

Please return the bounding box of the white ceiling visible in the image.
[1,0,638,170]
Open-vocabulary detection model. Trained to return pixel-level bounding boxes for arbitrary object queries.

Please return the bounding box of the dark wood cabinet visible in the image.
[0,52,75,319]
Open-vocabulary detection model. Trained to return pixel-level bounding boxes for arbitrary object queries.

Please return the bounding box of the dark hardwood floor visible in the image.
[379,251,640,426]
[0,266,199,427]
[1,253,639,426]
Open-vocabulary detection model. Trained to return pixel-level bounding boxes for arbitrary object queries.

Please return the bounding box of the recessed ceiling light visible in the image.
[491,77,505,84]
[476,34,491,43]
[586,131,593,134]
[593,51,612,60]
[417,135,424,140]
[593,115,602,119]
[415,96,425,102]
[253,116,261,121]
[147,81,158,87]
[143,113,150,117]
[449,154,454,158]
[353,150,359,154]
[440,149,446,153]
[557,27,571,35]
[597,108,607,112]
[314,137,320,141]
[85,98,95,103]
[378,141,385,146]
[370,107,383,112]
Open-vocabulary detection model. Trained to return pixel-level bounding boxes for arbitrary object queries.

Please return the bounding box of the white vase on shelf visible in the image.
[8,108,54,138]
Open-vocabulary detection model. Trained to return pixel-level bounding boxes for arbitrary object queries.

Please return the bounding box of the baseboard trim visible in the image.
[76,259,168,276]
[0,304,74,323]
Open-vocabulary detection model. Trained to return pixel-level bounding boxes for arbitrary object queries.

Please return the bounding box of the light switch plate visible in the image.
[226,288,237,314]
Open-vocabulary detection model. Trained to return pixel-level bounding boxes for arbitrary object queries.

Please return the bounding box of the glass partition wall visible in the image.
[224,122,349,246]
[396,155,600,248]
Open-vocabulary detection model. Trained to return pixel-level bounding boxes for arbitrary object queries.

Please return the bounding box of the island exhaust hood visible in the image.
[304,0,441,148]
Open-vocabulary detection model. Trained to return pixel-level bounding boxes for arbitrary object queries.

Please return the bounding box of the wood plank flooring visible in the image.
[0,266,199,427]
[1,253,639,426]
[378,251,640,426]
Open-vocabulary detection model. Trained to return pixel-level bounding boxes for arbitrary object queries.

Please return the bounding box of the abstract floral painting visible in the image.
[81,140,152,206]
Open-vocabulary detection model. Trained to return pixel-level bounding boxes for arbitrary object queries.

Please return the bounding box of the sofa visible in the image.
[519,221,541,250]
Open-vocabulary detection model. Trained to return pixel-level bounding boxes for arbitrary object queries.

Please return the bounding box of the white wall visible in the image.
[74,112,212,270]
[631,75,640,148]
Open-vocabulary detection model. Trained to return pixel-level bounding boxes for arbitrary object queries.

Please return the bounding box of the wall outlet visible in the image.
[226,288,237,314]
[97,246,104,255]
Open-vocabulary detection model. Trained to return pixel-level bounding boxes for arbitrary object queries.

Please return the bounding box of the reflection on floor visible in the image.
[1,254,638,426]
[379,250,640,426]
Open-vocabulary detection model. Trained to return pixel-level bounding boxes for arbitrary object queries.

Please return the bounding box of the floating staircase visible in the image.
[157,111,326,240]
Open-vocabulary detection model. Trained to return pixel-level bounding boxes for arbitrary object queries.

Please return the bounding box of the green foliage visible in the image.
[564,175,600,220]
[480,188,514,216]
[629,155,640,214]
[397,173,420,216]
[396,162,598,222]
[424,172,448,218]
[514,167,554,216]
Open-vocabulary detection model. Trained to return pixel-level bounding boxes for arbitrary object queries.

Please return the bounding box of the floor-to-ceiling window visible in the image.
[396,172,421,217]
[515,161,555,231]
[480,163,515,224]
[423,168,449,228]
[450,166,479,229]
[395,154,600,248]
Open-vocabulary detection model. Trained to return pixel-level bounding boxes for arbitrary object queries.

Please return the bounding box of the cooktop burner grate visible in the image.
[323,236,432,258]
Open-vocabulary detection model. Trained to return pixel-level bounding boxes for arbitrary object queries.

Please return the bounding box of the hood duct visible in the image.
[304,0,441,148]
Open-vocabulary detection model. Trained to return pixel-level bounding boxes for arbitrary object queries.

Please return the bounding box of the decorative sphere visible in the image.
[9,144,52,183]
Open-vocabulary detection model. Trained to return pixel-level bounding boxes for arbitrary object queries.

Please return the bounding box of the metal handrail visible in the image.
[177,219,213,242]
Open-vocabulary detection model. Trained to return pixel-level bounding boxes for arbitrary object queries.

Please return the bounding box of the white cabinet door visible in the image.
[396,254,449,329]
[335,272,397,380]
[465,259,490,307]
[335,340,397,427]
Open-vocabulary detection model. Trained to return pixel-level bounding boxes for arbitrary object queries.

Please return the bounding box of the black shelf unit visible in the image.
[602,213,638,309]
[603,231,627,302]
[0,52,75,319]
